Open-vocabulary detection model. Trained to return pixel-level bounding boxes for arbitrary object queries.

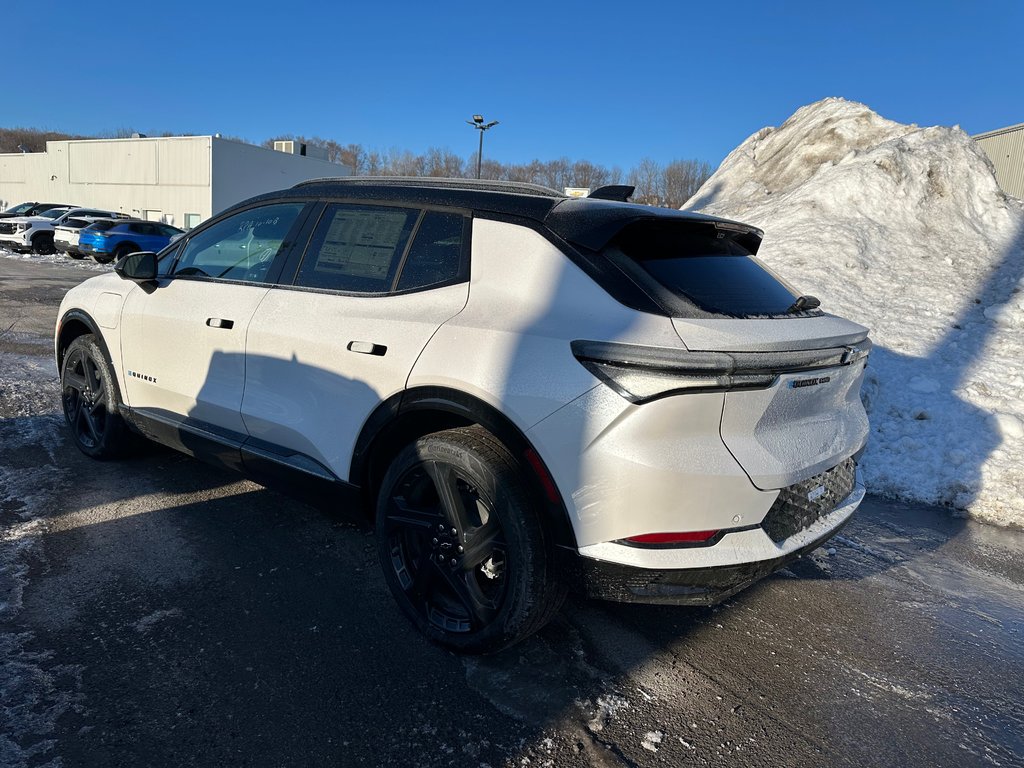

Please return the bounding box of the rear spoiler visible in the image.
[544,198,764,253]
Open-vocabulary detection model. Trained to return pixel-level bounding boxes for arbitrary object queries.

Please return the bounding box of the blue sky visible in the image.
[12,0,1022,169]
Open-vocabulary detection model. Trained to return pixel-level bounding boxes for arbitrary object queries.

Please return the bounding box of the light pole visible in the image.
[467,114,499,179]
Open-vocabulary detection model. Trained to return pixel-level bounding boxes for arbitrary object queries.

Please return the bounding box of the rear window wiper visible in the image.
[788,295,821,313]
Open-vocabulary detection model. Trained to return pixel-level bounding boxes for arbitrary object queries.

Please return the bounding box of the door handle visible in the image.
[347,341,387,356]
[206,318,234,329]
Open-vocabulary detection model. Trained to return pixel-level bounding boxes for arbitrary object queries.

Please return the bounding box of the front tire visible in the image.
[32,233,55,255]
[61,334,130,459]
[376,426,565,653]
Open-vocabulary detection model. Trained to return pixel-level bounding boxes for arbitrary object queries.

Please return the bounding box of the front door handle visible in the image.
[347,341,387,356]
[206,318,234,329]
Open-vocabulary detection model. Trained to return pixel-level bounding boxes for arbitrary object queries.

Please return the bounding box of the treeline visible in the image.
[263,135,711,208]
[1,127,711,208]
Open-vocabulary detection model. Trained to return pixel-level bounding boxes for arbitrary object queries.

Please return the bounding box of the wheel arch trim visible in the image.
[56,309,123,400]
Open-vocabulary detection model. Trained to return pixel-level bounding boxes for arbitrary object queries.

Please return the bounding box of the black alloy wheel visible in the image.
[32,233,55,255]
[376,426,565,653]
[386,461,508,633]
[61,335,129,458]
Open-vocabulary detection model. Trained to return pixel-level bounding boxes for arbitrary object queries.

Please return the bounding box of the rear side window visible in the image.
[295,204,418,293]
[612,221,798,317]
[396,212,465,291]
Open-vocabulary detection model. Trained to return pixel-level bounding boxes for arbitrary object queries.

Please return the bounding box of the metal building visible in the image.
[973,123,1024,200]
[0,135,350,229]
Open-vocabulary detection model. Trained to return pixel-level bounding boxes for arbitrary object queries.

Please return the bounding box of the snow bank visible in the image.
[685,98,1024,528]
[0,246,110,272]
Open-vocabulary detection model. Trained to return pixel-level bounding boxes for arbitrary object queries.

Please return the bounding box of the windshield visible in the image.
[41,208,71,219]
[5,203,35,214]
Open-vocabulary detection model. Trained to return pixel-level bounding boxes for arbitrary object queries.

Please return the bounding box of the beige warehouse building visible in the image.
[974,122,1024,200]
[0,135,350,229]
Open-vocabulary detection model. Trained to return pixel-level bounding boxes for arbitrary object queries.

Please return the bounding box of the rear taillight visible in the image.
[571,339,870,404]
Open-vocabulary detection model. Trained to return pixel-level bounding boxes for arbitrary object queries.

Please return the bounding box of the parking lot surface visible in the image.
[2,254,1022,767]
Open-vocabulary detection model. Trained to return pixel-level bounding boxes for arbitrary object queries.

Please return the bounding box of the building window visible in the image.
[185,213,202,230]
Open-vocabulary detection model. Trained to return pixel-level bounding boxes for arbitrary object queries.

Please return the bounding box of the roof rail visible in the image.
[291,176,566,198]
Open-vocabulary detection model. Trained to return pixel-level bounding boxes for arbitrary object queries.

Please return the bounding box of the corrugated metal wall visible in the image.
[974,124,1024,200]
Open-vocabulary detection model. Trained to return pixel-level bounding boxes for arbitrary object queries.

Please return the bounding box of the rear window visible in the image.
[612,221,798,317]
[88,220,119,232]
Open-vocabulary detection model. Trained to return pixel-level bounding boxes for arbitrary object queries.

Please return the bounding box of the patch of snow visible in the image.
[0,245,110,272]
[685,97,1024,527]
[641,730,664,752]
[133,608,184,634]
[0,405,77,766]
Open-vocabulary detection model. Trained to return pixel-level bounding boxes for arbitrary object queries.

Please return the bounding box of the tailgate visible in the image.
[672,314,870,490]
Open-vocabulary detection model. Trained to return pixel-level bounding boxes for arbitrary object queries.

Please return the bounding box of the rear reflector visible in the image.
[626,530,720,545]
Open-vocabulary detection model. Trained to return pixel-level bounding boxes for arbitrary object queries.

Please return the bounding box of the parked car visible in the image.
[0,201,71,220]
[78,219,184,263]
[0,206,122,254]
[54,215,130,259]
[55,178,870,652]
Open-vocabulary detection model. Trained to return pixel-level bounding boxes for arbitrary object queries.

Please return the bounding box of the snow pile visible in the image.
[685,98,1024,527]
[0,246,110,272]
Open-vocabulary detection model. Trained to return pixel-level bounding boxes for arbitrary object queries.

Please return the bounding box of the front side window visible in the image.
[171,203,305,283]
[294,204,418,293]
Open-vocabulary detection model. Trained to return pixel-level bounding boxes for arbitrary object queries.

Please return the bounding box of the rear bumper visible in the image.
[573,478,863,605]
[79,243,110,256]
[55,241,81,255]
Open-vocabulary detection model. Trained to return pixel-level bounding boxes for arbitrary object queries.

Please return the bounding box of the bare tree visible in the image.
[423,147,465,177]
[661,159,712,209]
[629,157,664,205]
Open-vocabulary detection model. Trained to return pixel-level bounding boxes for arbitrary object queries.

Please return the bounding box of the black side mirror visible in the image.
[115,251,157,282]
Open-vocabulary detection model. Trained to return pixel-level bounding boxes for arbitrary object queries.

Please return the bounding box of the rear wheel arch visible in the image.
[353,386,578,551]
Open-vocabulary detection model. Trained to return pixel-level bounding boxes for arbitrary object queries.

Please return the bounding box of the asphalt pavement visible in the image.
[1,254,1022,767]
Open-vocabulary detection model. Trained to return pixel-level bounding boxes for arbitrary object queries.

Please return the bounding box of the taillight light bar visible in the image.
[571,338,871,404]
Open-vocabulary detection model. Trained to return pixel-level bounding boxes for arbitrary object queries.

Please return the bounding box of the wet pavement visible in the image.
[2,254,1022,767]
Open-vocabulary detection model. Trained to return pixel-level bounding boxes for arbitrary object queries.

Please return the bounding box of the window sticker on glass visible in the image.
[316,210,410,278]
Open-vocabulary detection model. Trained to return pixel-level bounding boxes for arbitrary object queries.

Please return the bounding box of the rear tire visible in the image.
[376,426,565,653]
[112,243,137,262]
[60,334,131,459]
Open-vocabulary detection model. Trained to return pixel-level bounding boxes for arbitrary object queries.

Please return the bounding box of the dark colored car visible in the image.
[78,219,184,263]
[0,202,72,220]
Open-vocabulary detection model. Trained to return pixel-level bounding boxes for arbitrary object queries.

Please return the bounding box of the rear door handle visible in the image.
[206,318,234,329]
[347,341,387,356]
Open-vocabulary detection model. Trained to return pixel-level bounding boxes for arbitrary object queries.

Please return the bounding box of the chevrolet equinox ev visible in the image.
[55,178,870,652]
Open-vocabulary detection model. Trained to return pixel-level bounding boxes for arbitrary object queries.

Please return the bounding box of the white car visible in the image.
[55,178,870,652]
[1,206,122,254]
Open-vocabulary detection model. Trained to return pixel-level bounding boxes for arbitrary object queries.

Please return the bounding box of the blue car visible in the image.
[79,219,184,264]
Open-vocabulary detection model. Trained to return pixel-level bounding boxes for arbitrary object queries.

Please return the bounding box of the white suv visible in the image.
[55,178,869,652]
